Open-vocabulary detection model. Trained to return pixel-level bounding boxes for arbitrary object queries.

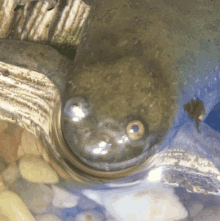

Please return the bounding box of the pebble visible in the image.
[0,213,10,221]
[17,182,54,215]
[19,154,59,183]
[4,122,24,145]
[100,183,188,221]
[52,185,79,208]
[0,175,8,194]
[0,121,8,133]
[2,164,21,186]
[0,156,7,173]
[0,133,19,163]
[35,214,62,221]
[74,210,105,221]
[0,190,36,221]
[18,130,43,158]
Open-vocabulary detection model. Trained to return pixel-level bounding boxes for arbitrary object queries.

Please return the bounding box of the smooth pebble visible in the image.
[0,121,8,133]
[19,130,43,157]
[0,213,10,221]
[101,183,188,221]
[19,154,59,183]
[35,214,62,221]
[0,156,7,173]
[74,210,105,221]
[0,175,8,194]
[0,133,19,163]
[0,190,36,221]
[19,182,54,214]
[2,164,21,186]
[4,122,24,145]
[52,185,79,208]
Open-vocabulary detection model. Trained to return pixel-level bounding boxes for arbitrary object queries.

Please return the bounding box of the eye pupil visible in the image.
[72,102,79,107]
[126,120,145,140]
[130,124,139,133]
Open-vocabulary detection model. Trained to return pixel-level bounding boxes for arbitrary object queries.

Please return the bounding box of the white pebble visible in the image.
[0,190,36,221]
[52,185,79,208]
[35,214,62,221]
[19,155,59,183]
[101,183,188,221]
[74,210,104,221]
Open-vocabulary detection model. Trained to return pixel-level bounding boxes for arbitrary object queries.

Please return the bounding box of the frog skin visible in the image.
[63,0,220,171]
[0,0,220,173]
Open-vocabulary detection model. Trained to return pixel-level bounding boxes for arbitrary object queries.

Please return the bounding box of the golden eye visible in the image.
[126,120,145,140]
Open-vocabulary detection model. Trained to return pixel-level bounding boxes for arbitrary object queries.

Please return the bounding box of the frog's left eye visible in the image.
[126,120,145,140]
[63,97,90,122]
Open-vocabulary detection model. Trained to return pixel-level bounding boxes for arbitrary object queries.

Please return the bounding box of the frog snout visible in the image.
[61,97,157,171]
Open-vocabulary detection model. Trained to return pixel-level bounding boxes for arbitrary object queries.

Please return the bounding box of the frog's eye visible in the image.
[63,97,90,122]
[126,120,145,140]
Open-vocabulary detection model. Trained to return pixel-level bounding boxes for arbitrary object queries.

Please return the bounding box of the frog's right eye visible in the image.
[63,97,91,122]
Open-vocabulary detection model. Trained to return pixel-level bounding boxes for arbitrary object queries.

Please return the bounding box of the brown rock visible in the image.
[0,133,18,163]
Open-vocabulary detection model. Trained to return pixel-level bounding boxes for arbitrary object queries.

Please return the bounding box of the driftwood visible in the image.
[0,0,90,133]
[0,0,90,52]
[0,0,93,182]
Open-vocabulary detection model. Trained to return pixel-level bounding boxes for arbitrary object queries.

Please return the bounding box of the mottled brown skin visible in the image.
[68,0,180,138]
[68,0,220,139]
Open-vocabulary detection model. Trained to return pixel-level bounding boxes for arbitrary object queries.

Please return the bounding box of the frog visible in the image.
[61,0,220,172]
[0,0,220,175]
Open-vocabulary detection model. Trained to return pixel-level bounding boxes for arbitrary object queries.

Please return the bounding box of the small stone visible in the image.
[2,164,21,186]
[19,155,59,183]
[0,175,8,194]
[74,210,105,221]
[20,130,43,156]
[0,121,8,133]
[0,133,19,163]
[0,190,36,221]
[52,185,79,208]
[101,183,188,221]
[4,122,24,146]
[17,144,25,159]
[0,155,8,173]
[0,213,10,221]
[31,204,52,215]
[35,214,62,221]
[13,181,54,214]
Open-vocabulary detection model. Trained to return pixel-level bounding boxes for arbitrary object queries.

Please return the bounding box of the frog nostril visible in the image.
[63,97,91,122]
